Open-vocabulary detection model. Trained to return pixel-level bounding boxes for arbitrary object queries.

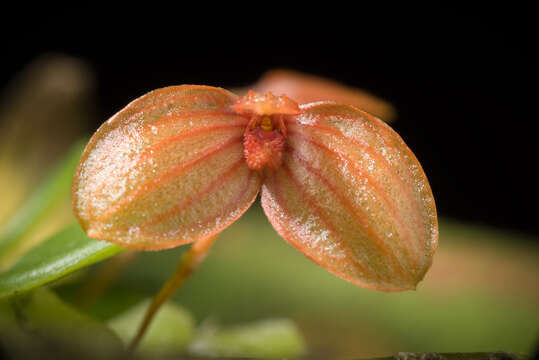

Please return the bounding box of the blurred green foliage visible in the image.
[188,318,307,358]
[0,224,122,298]
[108,298,195,355]
[0,140,89,270]
[81,208,537,358]
[0,288,122,358]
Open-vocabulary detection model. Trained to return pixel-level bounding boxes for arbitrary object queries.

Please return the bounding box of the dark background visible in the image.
[2,10,538,239]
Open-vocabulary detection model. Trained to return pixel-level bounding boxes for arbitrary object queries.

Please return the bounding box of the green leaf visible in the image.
[0,288,122,356]
[188,318,307,359]
[0,224,123,299]
[0,139,87,268]
[108,298,195,355]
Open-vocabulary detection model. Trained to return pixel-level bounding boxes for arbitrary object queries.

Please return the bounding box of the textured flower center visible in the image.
[243,119,286,171]
[231,90,302,171]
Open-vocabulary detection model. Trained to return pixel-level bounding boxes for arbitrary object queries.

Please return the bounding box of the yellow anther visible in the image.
[260,116,273,131]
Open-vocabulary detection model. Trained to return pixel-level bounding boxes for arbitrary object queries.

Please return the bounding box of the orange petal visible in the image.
[251,69,397,122]
[73,85,261,250]
[261,102,437,291]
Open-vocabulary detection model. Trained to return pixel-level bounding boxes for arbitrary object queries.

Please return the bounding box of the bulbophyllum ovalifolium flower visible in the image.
[72,85,438,291]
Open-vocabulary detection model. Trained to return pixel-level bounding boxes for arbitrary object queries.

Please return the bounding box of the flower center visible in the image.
[231,90,302,172]
[243,125,285,171]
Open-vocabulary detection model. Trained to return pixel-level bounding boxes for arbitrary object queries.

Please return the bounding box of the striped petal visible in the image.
[261,102,437,291]
[73,86,261,250]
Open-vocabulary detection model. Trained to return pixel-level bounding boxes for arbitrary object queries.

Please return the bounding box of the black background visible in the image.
[2,9,538,239]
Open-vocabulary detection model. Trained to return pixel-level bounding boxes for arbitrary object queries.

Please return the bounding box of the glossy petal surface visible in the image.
[73,86,261,250]
[261,102,437,291]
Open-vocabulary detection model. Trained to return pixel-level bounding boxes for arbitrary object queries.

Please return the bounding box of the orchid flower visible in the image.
[72,85,437,348]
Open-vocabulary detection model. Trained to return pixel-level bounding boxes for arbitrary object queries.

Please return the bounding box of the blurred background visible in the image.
[1,8,537,359]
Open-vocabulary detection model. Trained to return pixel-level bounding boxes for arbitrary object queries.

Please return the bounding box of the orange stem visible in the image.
[127,234,218,352]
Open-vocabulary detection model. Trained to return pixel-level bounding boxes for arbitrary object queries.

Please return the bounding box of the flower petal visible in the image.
[261,102,437,291]
[73,86,261,250]
[251,69,397,122]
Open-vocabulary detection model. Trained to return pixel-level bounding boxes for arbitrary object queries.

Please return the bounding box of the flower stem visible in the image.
[127,234,218,352]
